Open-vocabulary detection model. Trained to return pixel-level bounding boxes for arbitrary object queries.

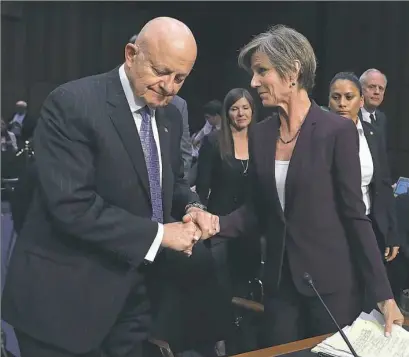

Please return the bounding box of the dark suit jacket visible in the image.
[396,193,409,258]
[361,120,399,248]
[358,108,388,147]
[219,102,393,303]
[9,158,37,234]
[21,113,38,142]
[2,67,196,354]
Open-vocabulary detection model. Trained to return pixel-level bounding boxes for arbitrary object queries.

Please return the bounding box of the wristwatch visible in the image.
[185,201,207,213]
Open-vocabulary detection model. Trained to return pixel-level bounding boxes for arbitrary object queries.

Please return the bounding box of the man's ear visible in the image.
[125,43,141,66]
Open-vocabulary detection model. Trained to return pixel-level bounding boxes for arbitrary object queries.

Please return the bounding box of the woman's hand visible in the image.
[377,299,404,337]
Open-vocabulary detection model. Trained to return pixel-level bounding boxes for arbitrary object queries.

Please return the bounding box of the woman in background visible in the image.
[328,72,400,263]
[196,88,261,354]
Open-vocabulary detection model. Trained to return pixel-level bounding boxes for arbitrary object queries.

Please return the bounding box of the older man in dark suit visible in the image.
[2,17,218,357]
[359,68,389,145]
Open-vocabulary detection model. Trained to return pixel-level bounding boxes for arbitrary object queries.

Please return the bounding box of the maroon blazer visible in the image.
[219,102,393,303]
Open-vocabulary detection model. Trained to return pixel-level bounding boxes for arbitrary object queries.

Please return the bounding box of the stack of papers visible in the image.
[311,310,409,357]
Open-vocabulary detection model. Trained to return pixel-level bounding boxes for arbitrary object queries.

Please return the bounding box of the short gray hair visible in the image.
[238,24,317,92]
[359,68,388,86]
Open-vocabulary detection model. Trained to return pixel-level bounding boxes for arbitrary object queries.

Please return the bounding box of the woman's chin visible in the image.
[261,98,277,107]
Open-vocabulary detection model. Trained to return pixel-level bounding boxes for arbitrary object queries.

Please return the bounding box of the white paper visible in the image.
[311,310,409,357]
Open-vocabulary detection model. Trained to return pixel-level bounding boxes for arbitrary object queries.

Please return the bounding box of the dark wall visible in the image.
[2,1,408,177]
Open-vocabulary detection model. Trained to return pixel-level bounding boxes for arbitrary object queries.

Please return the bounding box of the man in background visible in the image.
[359,68,389,144]
[192,100,222,149]
[190,100,222,186]
[8,101,28,138]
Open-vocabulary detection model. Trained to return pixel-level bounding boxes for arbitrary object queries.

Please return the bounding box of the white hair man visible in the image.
[359,68,388,143]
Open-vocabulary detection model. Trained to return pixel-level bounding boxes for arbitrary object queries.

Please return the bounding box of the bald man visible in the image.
[2,17,219,357]
[8,101,27,135]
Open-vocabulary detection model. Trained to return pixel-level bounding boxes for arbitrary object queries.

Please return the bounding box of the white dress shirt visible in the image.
[10,112,26,126]
[275,160,290,211]
[119,64,163,262]
[361,107,376,125]
[356,120,374,215]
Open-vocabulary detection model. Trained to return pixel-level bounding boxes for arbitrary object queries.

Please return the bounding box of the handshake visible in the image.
[161,208,220,256]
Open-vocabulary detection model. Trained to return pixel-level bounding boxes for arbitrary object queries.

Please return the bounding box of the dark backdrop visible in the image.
[2,1,408,177]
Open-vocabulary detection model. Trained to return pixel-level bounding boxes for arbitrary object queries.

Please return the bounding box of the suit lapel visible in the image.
[105,69,150,201]
[284,103,317,216]
[358,109,363,122]
[155,108,173,219]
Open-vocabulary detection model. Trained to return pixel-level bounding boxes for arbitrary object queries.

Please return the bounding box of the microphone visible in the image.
[303,272,360,357]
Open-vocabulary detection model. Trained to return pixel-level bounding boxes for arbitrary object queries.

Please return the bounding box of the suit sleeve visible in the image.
[171,108,199,219]
[396,194,409,257]
[34,87,159,267]
[376,128,400,247]
[179,100,193,181]
[333,119,393,302]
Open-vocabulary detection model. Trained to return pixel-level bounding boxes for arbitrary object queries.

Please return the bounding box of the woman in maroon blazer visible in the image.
[212,25,403,347]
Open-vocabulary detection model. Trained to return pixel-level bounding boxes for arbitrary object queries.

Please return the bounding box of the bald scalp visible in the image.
[136,17,197,57]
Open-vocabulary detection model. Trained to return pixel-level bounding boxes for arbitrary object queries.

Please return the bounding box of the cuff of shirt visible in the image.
[144,223,164,262]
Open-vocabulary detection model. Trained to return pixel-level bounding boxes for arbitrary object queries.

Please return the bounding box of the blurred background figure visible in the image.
[190,100,222,187]
[8,101,27,138]
[1,117,18,154]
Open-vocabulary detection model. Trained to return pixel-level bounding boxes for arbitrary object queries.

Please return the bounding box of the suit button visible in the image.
[375,191,379,196]
[233,197,238,203]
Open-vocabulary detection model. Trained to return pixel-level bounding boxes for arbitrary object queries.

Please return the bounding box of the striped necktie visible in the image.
[139,106,163,223]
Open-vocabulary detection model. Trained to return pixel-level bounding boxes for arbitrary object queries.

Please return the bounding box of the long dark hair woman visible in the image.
[196,88,261,353]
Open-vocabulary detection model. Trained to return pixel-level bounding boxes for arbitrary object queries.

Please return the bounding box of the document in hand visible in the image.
[311,310,409,357]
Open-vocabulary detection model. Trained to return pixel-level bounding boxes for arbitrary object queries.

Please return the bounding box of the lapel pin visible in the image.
[164,127,168,133]
[370,131,373,135]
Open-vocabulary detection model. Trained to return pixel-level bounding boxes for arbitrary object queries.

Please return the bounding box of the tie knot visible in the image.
[139,106,151,122]
[369,113,376,122]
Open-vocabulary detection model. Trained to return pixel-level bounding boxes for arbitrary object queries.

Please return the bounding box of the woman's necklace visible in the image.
[278,112,308,144]
[240,159,249,176]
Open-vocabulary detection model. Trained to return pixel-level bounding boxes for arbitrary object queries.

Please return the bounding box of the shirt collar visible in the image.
[361,106,375,117]
[119,64,154,115]
[356,118,364,135]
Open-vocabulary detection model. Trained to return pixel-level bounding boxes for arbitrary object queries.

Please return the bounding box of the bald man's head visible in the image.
[124,17,197,108]
[15,100,27,114]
